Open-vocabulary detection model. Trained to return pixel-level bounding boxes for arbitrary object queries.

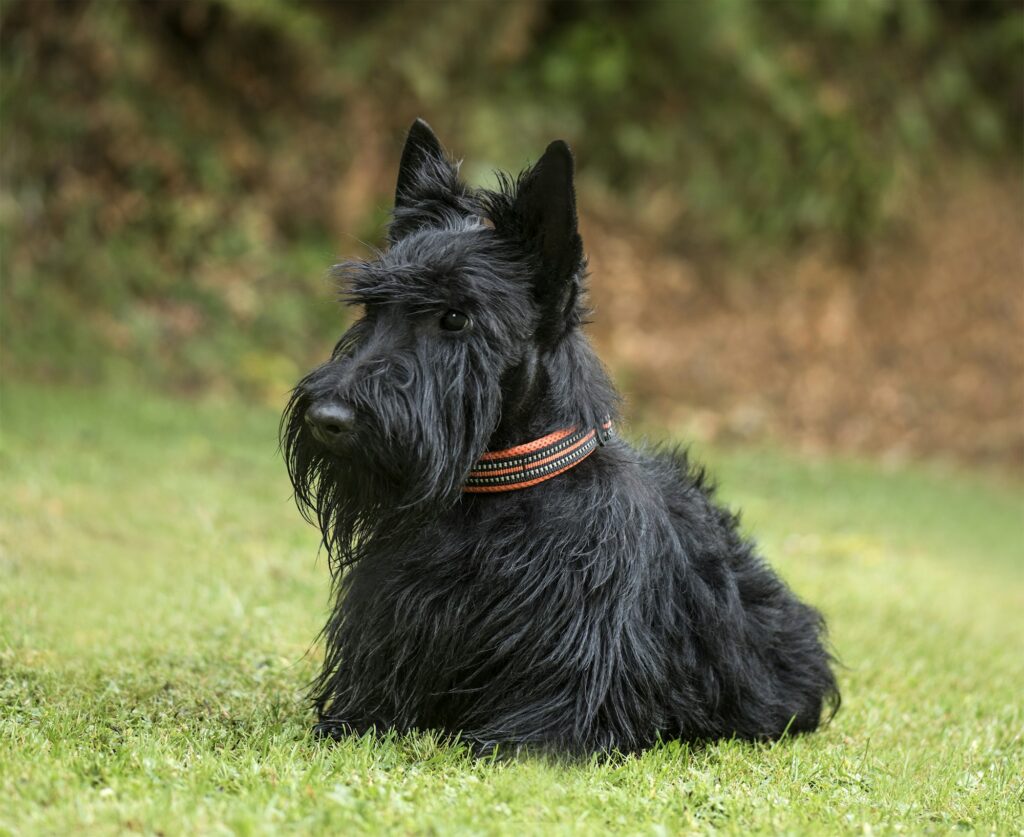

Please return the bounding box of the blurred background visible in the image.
[2,0,1022,468]
[2,7,1023,828]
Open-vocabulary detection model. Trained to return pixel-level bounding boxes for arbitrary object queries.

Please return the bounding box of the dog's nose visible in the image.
[305,400,356,448]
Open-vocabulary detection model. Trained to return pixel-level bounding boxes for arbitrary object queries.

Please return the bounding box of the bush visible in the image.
[1,0,1020,393]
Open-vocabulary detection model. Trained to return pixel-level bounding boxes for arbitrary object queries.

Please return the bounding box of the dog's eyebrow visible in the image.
[333,259,461,310]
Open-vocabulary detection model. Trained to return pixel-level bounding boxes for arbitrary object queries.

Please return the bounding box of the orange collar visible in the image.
[463,418,613,493]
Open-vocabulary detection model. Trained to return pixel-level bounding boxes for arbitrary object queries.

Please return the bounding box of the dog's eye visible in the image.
[440,309,470,332]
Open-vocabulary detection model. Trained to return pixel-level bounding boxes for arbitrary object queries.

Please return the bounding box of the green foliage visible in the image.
[507,0,1021,249]
[2,383,1022,832]
[1,0,1020,393]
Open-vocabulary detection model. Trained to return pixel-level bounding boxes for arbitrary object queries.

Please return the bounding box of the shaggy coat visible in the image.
[282,119,839,755]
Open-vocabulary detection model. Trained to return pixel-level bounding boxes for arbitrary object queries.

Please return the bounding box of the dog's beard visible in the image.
[281,355,500,568]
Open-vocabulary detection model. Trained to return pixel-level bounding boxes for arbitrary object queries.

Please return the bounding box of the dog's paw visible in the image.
[313,718,366,740]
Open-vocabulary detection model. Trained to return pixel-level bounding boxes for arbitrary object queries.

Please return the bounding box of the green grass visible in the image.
[1,383,1021,835]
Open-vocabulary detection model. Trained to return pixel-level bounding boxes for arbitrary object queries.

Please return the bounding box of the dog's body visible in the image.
[283,120,838,754]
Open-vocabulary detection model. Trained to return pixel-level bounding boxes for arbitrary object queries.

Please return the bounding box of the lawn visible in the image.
[1,383,1021,834]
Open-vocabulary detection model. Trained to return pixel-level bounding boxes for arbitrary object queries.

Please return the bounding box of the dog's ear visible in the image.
[395,118,449,207]
[390,119,473,242]
[515,141,584,331]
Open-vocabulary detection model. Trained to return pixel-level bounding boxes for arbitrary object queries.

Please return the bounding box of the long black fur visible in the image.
[282,119,839,755]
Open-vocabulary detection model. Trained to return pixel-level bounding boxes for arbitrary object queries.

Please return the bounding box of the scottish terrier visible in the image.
[282,119,839,755]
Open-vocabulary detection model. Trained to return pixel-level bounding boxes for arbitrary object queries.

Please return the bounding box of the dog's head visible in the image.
[282,119,615,555]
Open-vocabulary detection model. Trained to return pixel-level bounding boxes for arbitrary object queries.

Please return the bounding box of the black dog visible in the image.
[282,119,838,755]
